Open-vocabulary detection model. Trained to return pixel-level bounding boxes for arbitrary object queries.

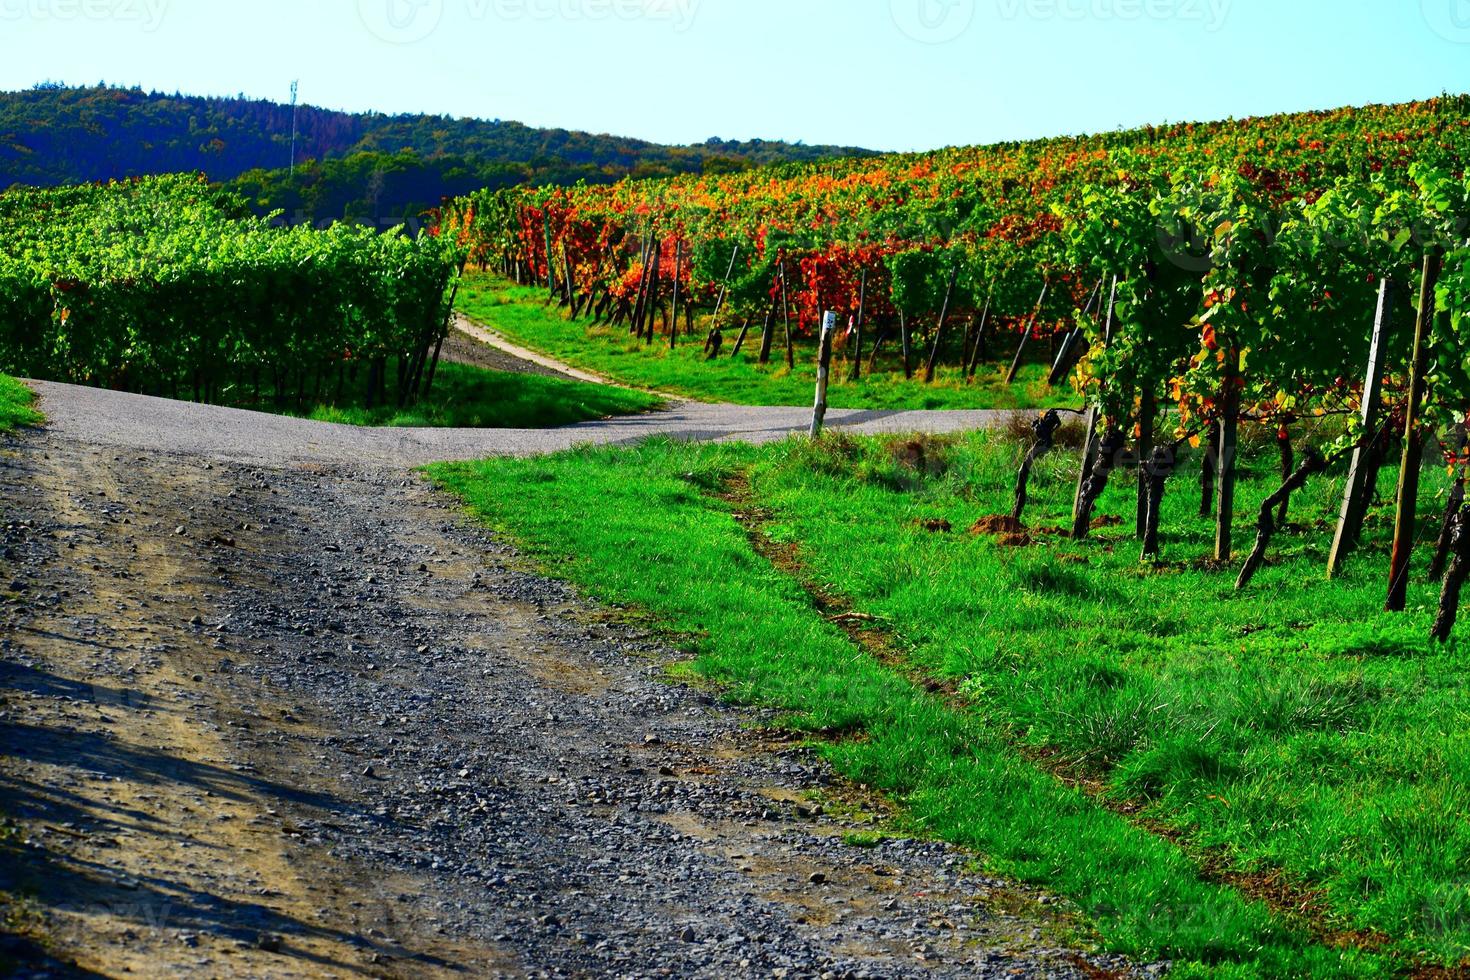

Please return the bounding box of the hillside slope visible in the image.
[0,84,873,219]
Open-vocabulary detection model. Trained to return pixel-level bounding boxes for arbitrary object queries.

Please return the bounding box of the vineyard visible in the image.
[12,90,1470,977]
[440,95,1470,637]
[0,175,464,413]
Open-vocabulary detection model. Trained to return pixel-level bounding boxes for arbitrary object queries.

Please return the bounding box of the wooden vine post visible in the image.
[757,294,778,364]
[735,301,770,362]
[1048,279,1101,387]
[780,261,795,369]
[851,269,867,382]
[965,293,993,380]
[1387,254,1444,612]
[810,312,838,439]
[668,240,684,350]
[710,244,739,352]
[1327,277,1393,578]
[562,240,576,315]
[630,234,653,336]
[1214,346,1242,563]
[924,264,960,383]
[899,312,913,379]
[1006,280,1050,385]
[1074,278,1117,526]
[422,258,466,397]
[643,240,662,345]
[543,215,557,299]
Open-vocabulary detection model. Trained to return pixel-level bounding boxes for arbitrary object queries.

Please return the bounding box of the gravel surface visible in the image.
[452,317,610,386]
[440,326,587,382]
[0,351,1142,978]
[0,428,1150,979]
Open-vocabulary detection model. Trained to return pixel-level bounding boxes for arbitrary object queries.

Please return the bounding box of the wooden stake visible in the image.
[1328,277,1393,578]
[708,244,740,347]
[758,291,778,364]
[643,240,662,346]
[561,239,576,315]
[669,240,684,350]
[1006,281,1050,385]
[1048,279,1102,387]
[851,269,867,382]
[899,311,913,380]
[630,234,653,337]
[1387,255,1444,612]
[1214,346,1241,563]
[924,264,960,383]
[544,215,557,299]
[811,312,837,439]
[780,262,795,370]
[732,299,770,359]
[966,293,993,380]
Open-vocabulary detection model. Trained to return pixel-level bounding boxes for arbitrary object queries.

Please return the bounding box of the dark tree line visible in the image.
[0,84,875,220]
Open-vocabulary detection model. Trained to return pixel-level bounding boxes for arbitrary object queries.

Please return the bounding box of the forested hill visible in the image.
[0,84,875,221]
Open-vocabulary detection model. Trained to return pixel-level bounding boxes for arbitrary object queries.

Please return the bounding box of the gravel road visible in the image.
[22,374,1022,471]
[452,317,610,385]
[0,363,1140,978]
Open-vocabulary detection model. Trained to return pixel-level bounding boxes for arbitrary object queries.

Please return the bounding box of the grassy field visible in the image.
[456,275,1074,411]
[429,426,1470,977]
[0,375,41,432]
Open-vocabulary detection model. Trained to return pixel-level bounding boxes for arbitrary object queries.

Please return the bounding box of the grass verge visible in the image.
[425,428,1470,976]
[0,375,41,432]
[456,274,1073,412]
[293,360,661,428]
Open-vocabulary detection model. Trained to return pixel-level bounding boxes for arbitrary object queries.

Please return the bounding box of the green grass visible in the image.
[197,359,660,429]
[456,274,1074,411]
[291,360,661,428]
[746,433,1470,965]
[426,427,1470,976]
[0,375,41,432]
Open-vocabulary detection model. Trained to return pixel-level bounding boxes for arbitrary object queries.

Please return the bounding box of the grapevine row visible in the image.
[1,175,465,409]
[437,96,1470,636]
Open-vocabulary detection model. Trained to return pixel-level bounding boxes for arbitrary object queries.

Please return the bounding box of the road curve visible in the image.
[25,379,1024,470]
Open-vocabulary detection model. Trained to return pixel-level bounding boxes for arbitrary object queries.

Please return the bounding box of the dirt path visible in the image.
[0,420,1141,978]
[451,317,611,386]
[22,379,1024,470]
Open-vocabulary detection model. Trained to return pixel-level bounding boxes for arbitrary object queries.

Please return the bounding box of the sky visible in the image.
[2,0,1468,152]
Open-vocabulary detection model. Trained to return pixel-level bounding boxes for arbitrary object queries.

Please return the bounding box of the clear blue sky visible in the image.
[4,0,1468,152]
